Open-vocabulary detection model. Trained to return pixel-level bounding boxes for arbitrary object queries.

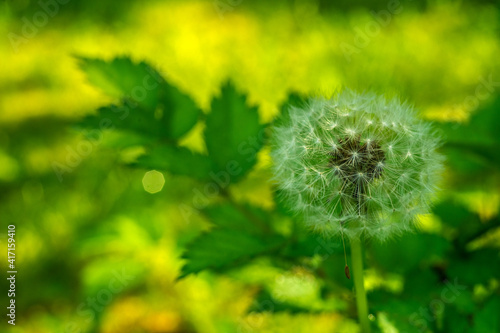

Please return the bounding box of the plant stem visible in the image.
[351,237,371,333]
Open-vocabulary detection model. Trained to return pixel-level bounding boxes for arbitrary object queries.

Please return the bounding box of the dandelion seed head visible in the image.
[271,90,444,241]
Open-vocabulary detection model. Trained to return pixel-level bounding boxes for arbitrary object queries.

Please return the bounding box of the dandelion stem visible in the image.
[351,237,371,333]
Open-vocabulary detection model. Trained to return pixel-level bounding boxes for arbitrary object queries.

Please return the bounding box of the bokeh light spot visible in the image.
[142,170,165,194]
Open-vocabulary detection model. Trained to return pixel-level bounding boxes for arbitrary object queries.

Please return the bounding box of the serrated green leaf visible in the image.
[205,82,264,183]
[93,131,152,149]
[273,92,307,128]
[78,57,160,110]
[203,204,270,234]
[79,104,159,141]
[179,230,284,278]
[158,82,201,139]
[283,92,307,109]
[78,57,201,141]
[135,145,212,180]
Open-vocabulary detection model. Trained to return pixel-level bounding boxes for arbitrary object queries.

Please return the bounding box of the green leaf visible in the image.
[269,92,308,140]
[447,249,500,286]
[283,92,307,109]
[247,286,344,314]
[248,289,313,314]
[370,233,450,273]
[203,204,269,235]
[443,147,491,174]
[79,104,159,141]
[135,145,212,180]
[402,268,440,300]
[444,306,473,333]
[205,82,264,183]
[282,234,343,259]
[91,131,152,149]
[78,57,201,141]
[370,297,427,333]
[180,202,285,278]
[433,200,475,228]
[432,201,496,248]
[472,297,500,333]
[438,96,500,189]
[439,96,500,148]
[179,230,283,278]
[158,82,201,139]
[78,57,160,110]
[275,92,307,125]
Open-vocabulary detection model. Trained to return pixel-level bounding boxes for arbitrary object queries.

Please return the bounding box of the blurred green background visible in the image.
[1,0,499,332]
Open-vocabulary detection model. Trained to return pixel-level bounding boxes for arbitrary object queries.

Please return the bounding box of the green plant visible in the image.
[271,91,444,332]
[72,56,500,333]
